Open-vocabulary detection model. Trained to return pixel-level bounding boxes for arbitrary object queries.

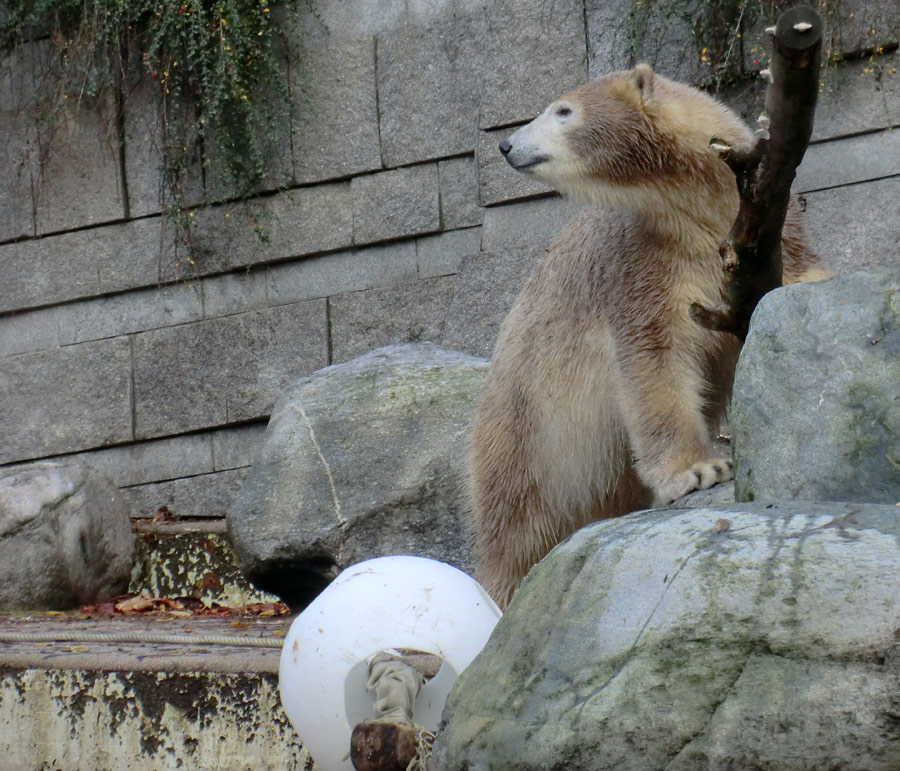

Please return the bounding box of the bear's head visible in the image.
[500,64,750,210]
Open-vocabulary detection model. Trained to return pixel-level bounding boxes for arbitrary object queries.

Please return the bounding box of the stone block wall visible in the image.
[0,0,897,518]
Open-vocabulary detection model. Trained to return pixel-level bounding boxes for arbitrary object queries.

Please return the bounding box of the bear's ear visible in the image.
[632,63,655,103]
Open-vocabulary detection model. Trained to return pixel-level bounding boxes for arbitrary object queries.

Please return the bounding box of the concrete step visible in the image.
[0,614,314,770]
[129,517,279,607]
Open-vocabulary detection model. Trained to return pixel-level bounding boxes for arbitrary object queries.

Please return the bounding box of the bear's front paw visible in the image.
[654,457,733,505]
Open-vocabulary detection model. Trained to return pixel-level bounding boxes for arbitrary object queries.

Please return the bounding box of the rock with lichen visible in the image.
[432,502,900,770]
[732,268,900,504]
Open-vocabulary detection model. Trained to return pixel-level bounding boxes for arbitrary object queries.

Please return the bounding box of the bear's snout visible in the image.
[499,139,512,155]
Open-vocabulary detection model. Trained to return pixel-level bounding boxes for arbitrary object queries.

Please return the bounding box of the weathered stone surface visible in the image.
[0,338,132,464]
[201,268,268,318]
[294,0,407,41]
[228,343,488,605]
[330,276,455,363]
[0,463,133,610]
[377,17,483,167]
[477,0,587,129]
[477,127,553,206]
[733,270,900,504]
[351,164,440,245]
[71,433,215,489]
[56,283,203,346]
[434,502,900,770]
[438,156,483,230]
[122,78,205,218]
[133,300,328,439]
[0,307,58,356]
[416,227,482,279]
[804,176,900,276]
[190,183,353,273]
[0,667,308,770]
[122,468,249,518]
[212,423,268,471]
[292,36,381,183]
[441,247,544,358]
[586,0,708,85]
[796,129,900,193]
[480,196,583,252]
[0,48,36,241]
[266,241,418,305]
[812,51,900,141]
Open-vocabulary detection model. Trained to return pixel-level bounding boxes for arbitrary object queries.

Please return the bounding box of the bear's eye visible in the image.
[556,106,572,118]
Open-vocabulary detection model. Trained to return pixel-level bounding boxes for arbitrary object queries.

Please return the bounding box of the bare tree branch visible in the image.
[692,5,823,340]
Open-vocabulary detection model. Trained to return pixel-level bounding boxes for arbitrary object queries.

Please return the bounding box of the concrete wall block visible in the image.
[56,283,203,346]
[202,269,268,319]
[190,183,353,274]
[352,164,440,244]
[797,130,900,193]
[478,0,587,129]
[133,300,328,439]
[122,468,249,518]
[329,275,455,363]
[0,337,132,464]
[441,247,545,359]
[417,227,482,279]
[477,127,553,207]
[292,35,382,183]
[0,308,58,356]
[586,0,707,84]
[481,196,584,253]
[439,156,484,229]
[212,422,268,471]
[267,241,418,305]
[805,176,900,276]
[0,233,100,314]
[71,433,215,488]
[0,111,36,242]
[377,17,484,167]
[122,78,205,219]
[293,0,407,42]
[813,52,900,141]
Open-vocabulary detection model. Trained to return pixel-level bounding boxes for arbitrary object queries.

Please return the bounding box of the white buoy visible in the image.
[278,556,502,771]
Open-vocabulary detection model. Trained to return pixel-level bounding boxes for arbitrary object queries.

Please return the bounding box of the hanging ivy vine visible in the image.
[0,0,299,264]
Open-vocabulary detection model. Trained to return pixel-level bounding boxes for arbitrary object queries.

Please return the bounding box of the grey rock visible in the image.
[416,227,482,280]
[266,241,418,306]
[330,276,455,363]
[292,0,407,41]
[291,36,382,184]
[351,164,440,245]
[0,338,133,464]
[122,468,249,519]
[228,343,489,606]
[132,300,328,439]
[796,129,900,193]
[441,247,544,358]
[733,269,900,504]
[671,480,735,509]
[0,463,134,610]
[477,0,587,129]
[56,283,203,346]
[477,127,553,206]
[438,156,483,230]
[434,502,900,770]
[377,17,483,167]
[805,177,900,276]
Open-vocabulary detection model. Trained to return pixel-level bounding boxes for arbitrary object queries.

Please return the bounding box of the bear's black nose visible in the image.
[499,139,512,155]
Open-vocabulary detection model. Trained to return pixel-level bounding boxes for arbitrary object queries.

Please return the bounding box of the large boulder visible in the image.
[433,502,900,770]
[732,269,900,503]
[228,343,488,606]
[0,463,134,610]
